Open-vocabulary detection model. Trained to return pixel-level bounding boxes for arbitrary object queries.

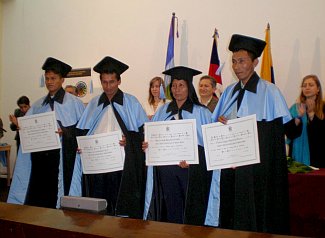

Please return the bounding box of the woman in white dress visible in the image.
[142,77,167,120]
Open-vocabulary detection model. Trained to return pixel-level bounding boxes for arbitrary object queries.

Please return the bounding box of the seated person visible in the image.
[0,117,7,168]
[9,96,31,153]
[0,117,5,140]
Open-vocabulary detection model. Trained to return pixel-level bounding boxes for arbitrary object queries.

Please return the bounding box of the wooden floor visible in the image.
[0,178,9,202]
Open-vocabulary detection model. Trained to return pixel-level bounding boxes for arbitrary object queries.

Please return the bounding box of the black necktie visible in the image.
[49,98,55,111]
[178,109,183,119]
[237,88,245,111]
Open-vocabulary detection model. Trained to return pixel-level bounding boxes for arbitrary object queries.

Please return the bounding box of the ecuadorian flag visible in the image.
[260,23,275,84]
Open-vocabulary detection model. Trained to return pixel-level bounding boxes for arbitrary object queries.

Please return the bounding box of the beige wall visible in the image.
[0,1,2,114]
[1,0,325,171]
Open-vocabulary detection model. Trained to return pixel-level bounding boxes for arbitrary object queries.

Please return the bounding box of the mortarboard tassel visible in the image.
[39,74,45,87]
[89,79,93,94]
[159,82,166,99]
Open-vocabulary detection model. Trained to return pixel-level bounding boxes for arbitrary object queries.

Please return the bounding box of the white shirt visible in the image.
[142,99,167,117]
[94,104,122,134]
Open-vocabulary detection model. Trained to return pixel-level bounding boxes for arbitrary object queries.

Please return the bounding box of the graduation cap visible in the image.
[162,66,202,83]
[93,56,129,75]
[228,34,266,58]
[42,57,72,77]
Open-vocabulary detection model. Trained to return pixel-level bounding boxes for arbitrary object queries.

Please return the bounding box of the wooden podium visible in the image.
[0,145,11,186]
[0,202,296,238]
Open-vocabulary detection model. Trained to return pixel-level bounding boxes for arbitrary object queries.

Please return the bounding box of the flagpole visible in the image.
[164,13,177,99]
[208,28,223,87]
[260,23,275,83]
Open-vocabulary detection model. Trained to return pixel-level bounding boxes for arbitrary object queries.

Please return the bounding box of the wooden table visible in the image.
[0,145,11,186]
[0,202,301,238]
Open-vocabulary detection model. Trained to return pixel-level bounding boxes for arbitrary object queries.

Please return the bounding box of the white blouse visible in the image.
[142,99,167,118]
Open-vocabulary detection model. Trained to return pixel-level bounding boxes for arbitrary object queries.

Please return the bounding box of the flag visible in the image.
[39,74,45,87]
[208,29,222,85]
[159,82,166,99]
[89,79,93,94]
[260,23,275,83]
[164,13,178,99]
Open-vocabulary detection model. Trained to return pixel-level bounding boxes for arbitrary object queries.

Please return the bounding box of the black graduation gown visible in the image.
[82,91,147,219]
[146,101,212,225]
[25,89,79,208]
[218,74,292,234]
[219,118,290,234]
[308,105,325,168]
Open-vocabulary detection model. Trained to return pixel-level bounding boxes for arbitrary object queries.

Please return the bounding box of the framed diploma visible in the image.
[202,114,260,170]
[77,131,125,174]
[145,119,198,166]
[18,111,61,153]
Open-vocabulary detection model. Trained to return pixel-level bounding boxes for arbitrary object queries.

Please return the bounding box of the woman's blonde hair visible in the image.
[299,74,324,120]
[148,77,166,105]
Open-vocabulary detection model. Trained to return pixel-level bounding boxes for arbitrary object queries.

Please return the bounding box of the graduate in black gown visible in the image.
[69,56,148,218]
[212,34,299,234]
[8,57,85,208]
[143,66,214,225]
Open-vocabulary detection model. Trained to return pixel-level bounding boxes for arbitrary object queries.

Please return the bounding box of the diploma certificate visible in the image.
[77,131,125,174]
[18,111,61,153]
[145,119,198,166]
[202,114,260,170]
